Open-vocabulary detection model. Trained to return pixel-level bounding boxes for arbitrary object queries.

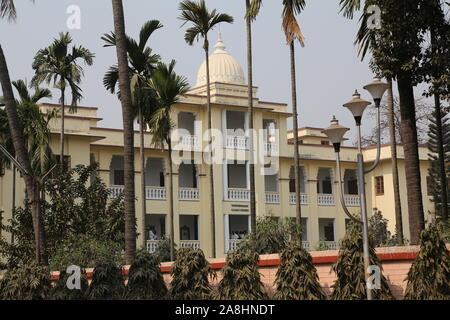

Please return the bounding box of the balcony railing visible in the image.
[265,192,280,204]
[301,241,310,251]
[146,240,161,253]
[226,135,248,150]
[179,188,200,201]
[146,187,167,200]
[226,188,250,202]
[179,134,199,149]
[289,193,308,205]
[180,240,201,250]
[109,186,124,198]
[264,142,278,155]
[226,239,242,253]
[317,194,336,206]
[324,241,338,250]
[344,195,360,207]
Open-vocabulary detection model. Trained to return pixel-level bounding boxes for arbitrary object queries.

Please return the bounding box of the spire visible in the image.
[214,32,227,54]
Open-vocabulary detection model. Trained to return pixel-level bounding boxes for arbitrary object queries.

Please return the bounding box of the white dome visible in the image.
[196,33,246,87]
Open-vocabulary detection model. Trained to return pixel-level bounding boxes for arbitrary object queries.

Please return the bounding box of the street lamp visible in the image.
[323,77,389,301]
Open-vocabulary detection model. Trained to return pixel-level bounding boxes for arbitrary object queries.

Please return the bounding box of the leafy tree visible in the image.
[125,249,168,300]
[242,216,302,254]
[274,242,326,300]
[0,262,51,300]
[0,164,125,270]
[404,222,450,300]
[369,208,391,247]
[179,0,233,258]
[330,221,394,300]
[49,269,89,300]
[154,236,177,263]
[85,260,125,300]
[169,247,215,300]
[217,244,267,300]
[427,107,450,220]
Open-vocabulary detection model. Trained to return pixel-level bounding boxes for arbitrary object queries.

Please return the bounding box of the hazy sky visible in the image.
[0,0,428,139]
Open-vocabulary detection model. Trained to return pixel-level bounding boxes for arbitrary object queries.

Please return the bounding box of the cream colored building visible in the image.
[0,35,434,258]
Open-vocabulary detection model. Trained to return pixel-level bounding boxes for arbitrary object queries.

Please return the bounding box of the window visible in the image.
[375,176,384,196]
[0,161,5,177]
[55,155,71,172]
[426,176,433,196]
[321,140,330,146]
[114,170,124,186]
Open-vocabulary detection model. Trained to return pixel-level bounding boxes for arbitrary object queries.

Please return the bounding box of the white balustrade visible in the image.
[265,192,280,204]
[302,241,310,251]
[146,240,160,253]
[264,142,278,155]
[180,240,201,250]
[179,188,200,201]
[109,186,124,198]
[344,195,360,207]
[317,194,336,206]
[325,241,338,250]
[145,187,167,200]
[227,239,242,253]
[226,189,250,202]
[179,134,199,149]
[226,135,248,150]
[289,193,308,205]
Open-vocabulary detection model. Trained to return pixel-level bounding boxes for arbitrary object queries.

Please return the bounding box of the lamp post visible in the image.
[323,77,389,300]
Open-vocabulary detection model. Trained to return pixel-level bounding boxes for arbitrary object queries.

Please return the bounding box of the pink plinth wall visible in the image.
[50,245,450,300]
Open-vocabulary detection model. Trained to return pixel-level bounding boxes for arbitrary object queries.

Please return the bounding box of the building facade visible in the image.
[0,35,434,258]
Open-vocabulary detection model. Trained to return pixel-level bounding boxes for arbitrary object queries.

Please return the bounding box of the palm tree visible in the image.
[0,0,47,264]
[32,32,94,167]
[387,81,404,243]
[148,60,189,261]
[179,0,233,258]
[247,0,306,230]
[103,20,162,249]
[111,0,137,264]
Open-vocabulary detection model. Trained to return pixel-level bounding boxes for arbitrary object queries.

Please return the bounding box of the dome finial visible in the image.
[214,32,227,54]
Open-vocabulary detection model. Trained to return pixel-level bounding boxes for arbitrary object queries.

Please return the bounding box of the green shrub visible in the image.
[330,221,394,300]
[125,249,168,300]
[154,236,177,262]
[217,244,267,300]
[170,248,215,300]
[85,261,125,300]
[0,263,51,300]
[404,222,450,300]
[274,242,326,300]
[49,269,89,300]
[49,234,124,271]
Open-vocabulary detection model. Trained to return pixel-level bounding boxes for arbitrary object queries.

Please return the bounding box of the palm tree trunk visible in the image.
[204,37,216,258]
[11,164,15,243]
[290,42,302,230]
[168,139,175,261]
[0,44,47,264]
[430,29,448,221]
[111,0,136,264]
[246,0,256,234]
[139,108,147,248]
[60,86,65,165]
[387,81,404,244]
[397,75,425,244]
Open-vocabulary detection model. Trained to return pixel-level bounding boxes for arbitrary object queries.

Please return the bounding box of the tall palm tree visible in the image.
[148,60,189,261]
[247,0,306,230]
[0,0,47,264]
[387,81,404,243]
[111,0,137,264]
[103,20,162,249]
[32,32,94,167]
[179,0,233,258]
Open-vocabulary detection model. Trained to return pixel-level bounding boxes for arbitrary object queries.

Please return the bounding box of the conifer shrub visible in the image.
[274,242,327,300]
[0,262,51,300]
[85,260,125,300]
[404,223,450,300]
[125,249,168,300]
[217,244,267,300]
[49,269,89,300]
[169,248,215,300]
[330,221,394,300]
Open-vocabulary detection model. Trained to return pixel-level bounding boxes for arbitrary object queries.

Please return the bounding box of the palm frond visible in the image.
[0,0,16,21]
[339,0,362,19]
[282,0,306,46]
[138,20,164,51]
[246,0,263,21]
